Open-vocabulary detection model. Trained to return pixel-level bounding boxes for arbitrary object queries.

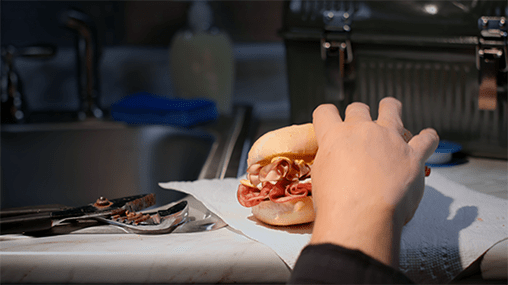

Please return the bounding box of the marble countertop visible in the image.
[0,229,290,283]
[0,157,506,283]
[431,157,507,200]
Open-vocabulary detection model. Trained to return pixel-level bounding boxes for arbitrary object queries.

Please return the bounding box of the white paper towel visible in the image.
[160,173,507,284]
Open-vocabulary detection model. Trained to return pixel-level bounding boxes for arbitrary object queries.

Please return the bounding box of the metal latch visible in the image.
[321,9,353,61]
[321,10,354,102]
[476,16,507,110]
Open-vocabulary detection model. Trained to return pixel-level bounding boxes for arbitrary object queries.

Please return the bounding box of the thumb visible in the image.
[408,128,440,163]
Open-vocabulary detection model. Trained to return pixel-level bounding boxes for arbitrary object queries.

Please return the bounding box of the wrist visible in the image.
[310,200,403,268]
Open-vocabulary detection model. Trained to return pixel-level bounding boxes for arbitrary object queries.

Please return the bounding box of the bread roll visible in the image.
[247,123,317,166]
[251,196,315,226]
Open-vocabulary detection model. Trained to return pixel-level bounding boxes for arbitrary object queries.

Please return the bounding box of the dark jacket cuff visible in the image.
[288,243,414,284]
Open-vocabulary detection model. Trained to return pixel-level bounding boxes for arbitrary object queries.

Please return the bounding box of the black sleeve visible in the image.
[288,243,414,284]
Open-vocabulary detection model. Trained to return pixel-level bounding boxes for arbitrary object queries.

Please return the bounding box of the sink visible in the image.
[1,106,253,210]
[1,121,218,209]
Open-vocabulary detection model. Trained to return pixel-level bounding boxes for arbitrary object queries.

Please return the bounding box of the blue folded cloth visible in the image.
[111,92,218,127]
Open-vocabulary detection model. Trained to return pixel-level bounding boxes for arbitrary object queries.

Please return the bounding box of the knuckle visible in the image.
[346,102,370,113]
[313,104,335,117]
[381,96,402,107]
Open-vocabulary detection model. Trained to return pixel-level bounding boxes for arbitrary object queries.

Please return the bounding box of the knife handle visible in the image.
[0,213,53,234]
[0,204,69,218]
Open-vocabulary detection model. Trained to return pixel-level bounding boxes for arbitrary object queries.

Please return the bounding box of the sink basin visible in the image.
[1,106,253,210]
[1,121,216,209]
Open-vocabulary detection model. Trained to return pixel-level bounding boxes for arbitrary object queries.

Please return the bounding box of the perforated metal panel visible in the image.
[354,53,507,156]
[282,1,507,158]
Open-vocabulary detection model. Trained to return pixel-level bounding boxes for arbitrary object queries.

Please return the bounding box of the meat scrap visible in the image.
[111,210,151,225]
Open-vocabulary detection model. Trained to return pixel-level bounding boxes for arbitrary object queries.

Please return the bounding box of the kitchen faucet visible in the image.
[1,45,56,123]
[62,8,103,120]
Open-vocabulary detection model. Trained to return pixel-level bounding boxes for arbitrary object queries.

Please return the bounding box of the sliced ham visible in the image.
[237,179,312,207]
[238,156,313,208]
[237,183,267,207]
[259,157,291,182]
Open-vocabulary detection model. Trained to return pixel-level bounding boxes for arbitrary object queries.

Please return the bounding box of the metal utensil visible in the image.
[0,194,155,235]
[96,200,189,234]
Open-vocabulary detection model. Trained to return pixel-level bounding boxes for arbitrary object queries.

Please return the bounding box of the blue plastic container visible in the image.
[111,92,218,127]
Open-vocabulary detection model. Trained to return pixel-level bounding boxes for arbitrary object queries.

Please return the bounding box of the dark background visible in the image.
[1,0,290,117]
[1,0,285,48]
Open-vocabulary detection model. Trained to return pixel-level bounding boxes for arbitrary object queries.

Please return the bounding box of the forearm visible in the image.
[310,199,404,268]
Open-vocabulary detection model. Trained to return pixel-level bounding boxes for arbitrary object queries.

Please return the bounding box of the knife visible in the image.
[0,194,155,235]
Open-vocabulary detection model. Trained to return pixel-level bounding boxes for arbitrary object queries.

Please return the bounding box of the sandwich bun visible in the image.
[247,123,317,167]
[252,196,315,226]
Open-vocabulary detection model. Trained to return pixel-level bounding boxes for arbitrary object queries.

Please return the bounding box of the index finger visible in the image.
[409,128,440,163]
[312,104,343,143]
[376,97,404,135]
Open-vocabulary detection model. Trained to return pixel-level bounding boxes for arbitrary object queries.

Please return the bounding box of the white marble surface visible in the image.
[0,228,290,283]
[0,157,505,283]
[431,157,507,200]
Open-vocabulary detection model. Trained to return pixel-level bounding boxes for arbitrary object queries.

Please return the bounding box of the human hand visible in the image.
[309,97,439,267]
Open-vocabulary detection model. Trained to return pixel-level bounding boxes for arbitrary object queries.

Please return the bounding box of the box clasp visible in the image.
[476,16,507,111]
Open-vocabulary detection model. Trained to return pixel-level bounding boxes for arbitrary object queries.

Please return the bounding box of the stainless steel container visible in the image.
[281,1,507,158]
